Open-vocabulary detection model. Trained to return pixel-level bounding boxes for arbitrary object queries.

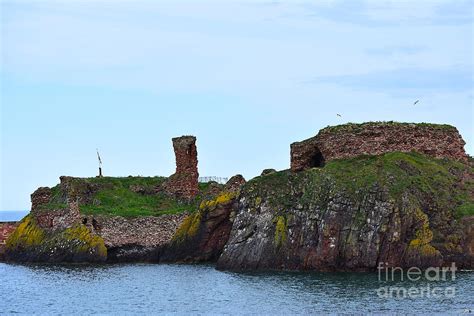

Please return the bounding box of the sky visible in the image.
[1,0,473,210]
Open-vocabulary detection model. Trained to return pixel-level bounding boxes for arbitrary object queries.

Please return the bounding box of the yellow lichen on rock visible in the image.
[274,215,287,247]
[6,216,44,249]
[408,208,440,257]
[174,191,238,243]
[199,191,237,210]
[173,211,202,243]
[187,212,202,237]
[63,225,107,258]
[215,192,235,204]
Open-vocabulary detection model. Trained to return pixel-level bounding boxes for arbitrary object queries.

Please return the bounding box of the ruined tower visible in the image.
[164,136,199,199]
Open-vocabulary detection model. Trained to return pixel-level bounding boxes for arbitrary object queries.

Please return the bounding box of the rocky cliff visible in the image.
[2,176,218,263]
[217,152,473,270]
[3,123,473,271]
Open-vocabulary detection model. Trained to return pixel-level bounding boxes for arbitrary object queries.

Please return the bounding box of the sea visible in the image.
[1,211,473,315]
[0,210,29,222]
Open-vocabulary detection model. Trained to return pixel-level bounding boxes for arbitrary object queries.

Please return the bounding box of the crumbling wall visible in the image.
[291,122,468,172]
[164,136,199,199]
[0,222,19,259]
[0,222,18,245]
[31,186,80,230]
[31,187,52,211]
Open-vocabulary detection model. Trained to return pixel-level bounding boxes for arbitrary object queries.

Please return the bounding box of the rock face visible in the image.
[4,176,193,263]
[218,152,474,271]
[291,122,468,171]
[224,174,246,192]
[161,192,239,262]
[4,186,106,263]
[164,136,199,199]
[3,122,473,270]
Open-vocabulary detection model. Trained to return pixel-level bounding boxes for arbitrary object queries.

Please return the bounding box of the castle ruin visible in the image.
[164,136,199,199]
[291,122,468,172]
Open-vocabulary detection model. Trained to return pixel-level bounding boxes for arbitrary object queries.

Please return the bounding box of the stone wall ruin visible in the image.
[164,136,199,199]
[291,122,468,172]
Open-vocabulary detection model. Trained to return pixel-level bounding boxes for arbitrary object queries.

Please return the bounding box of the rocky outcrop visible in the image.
[30,185,81,230]
[4,209,188,263]
[4,215,107,263]
[161,192,239,263]
[224,174,246,192]
[261,169,276,176]
[163,136,199,200]
[3,122,473,270]
[4,181,106,263]
[218,152,474,271]
[291,122,468,171]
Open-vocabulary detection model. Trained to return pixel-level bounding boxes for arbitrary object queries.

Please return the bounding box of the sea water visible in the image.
[0,211,473,314]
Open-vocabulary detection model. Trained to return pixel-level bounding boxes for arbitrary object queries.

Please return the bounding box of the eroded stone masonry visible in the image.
[291,122,468,171]
[164,136,199,199]
[30,185,81,230]
[0,222,18,259]
[0,223,17,245]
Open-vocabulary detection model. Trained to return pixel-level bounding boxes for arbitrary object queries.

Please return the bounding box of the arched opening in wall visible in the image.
[309,148,325,168]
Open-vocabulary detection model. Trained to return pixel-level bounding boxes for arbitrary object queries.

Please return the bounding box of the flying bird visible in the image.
[413,100,419,105]
[337,114,342,117]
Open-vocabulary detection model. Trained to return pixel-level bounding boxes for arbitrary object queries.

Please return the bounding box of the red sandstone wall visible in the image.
[0,222,18,245]
[291,123,468,171]
[30,186,81,230]
[164,136,199,199]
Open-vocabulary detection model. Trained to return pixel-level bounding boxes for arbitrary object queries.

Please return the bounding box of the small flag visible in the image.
[96,149,102,166]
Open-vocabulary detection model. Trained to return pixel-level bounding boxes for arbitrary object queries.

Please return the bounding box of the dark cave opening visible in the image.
[309,149,325,168]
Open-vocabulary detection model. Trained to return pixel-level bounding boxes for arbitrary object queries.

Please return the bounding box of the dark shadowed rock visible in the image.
[160,192,239,263]
[261,169,276,176]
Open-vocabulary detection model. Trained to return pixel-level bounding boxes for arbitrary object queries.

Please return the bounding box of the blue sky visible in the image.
[1,0,473,210]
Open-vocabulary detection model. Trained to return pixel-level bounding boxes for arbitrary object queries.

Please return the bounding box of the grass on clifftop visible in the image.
[245,152,474,219]
[43,176,212,217]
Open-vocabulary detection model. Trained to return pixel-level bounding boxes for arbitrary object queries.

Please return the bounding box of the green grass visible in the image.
[324,151,469,200]
[244,152,473,219]
[39,152,473,219]
[456,203,474,219]
[44,176,201,217]
[79,190,193,217]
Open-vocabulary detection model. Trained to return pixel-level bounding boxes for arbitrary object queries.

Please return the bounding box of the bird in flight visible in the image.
[337,114,342,117]
[413,100,419,105]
